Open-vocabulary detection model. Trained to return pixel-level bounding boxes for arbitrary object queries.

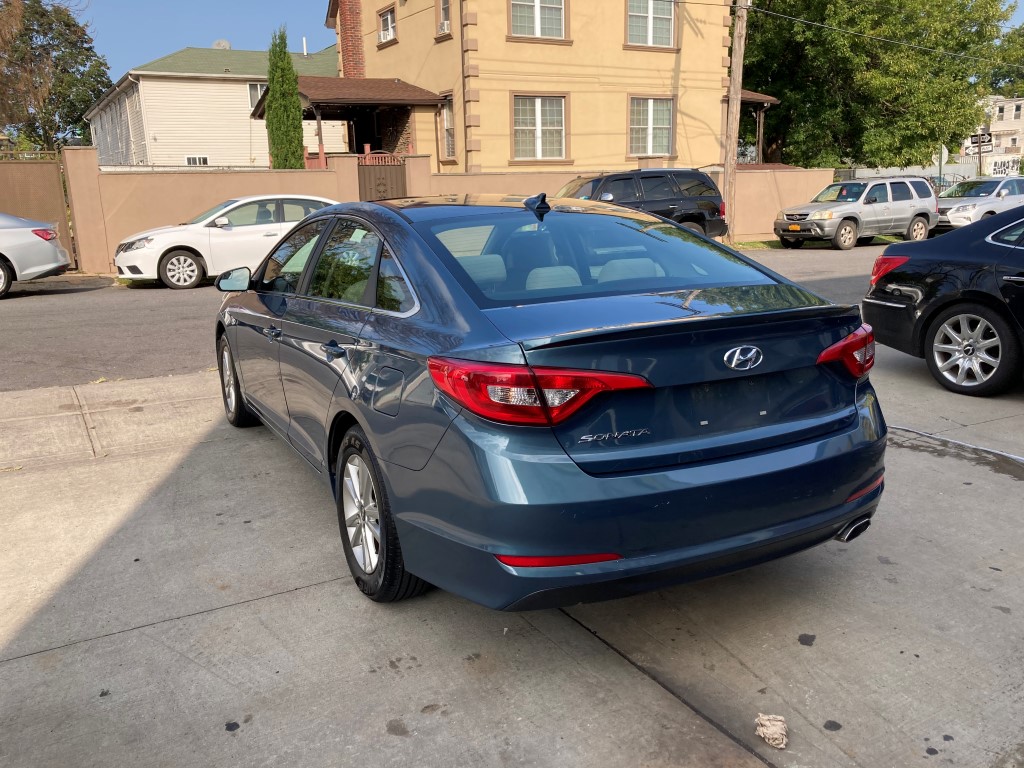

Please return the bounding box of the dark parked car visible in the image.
[864,206,1024,396]
[557,169,728,238]
[215,194,886,610]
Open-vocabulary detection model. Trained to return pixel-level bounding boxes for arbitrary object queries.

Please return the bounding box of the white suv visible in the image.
[936,177,1024,230]
[115,195,336,289]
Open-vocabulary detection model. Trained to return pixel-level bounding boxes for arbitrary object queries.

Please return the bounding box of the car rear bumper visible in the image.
[386,386,887,610]
[705,218,728,238]
[862,297,919,356]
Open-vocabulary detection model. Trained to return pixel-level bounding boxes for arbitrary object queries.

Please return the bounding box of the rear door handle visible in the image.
[320,341,346,360]
[262,326,282,340]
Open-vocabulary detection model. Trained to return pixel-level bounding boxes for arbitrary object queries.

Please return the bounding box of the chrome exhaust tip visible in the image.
[835,517,872,543]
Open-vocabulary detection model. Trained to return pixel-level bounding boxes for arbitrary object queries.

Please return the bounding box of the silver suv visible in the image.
[774,177,938,250]
[936,176,1024,230]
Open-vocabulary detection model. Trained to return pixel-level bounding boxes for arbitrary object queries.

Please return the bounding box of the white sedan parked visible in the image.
[115,195,337,289]
[0,213,72,299]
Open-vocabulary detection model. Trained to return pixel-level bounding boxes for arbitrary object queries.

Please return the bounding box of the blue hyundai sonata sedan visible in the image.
[214,194,886,610]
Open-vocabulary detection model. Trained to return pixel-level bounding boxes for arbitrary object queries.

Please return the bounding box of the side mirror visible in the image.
[998,188,1009,198]
[599,192,615,202]
[216,266,251,292]
[865,196,877,204]
[213,216,230,228]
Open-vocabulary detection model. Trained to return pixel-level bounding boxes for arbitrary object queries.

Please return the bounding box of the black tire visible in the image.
[336,426,429,602]
[832,220,858,250]
[924,303,1022,397]
[159,250,204,289]
[680,221,705,236]
[217,336,260,427]
[779,237,804,249]
[857,236,875,246]
[0,259,12,299]
[904,216,929,242]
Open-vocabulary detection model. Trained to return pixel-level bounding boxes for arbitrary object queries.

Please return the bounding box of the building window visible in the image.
[379,7,396,44]
[629,97,672,155]
[185,156,209,166]
[511,0,564,38]
[1015,103,1021,120]
[627,0,674,47]
[1013,137,1019,148]
[513,95,565,159]
[998,105,1005,120]
[437,0,451,35]
[441,97,456,158]
[248,83,267,109]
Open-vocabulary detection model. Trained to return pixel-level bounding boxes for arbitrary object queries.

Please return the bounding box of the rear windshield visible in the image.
[813,183,865,203]
[416,208,775,308]
[940,180,998,198]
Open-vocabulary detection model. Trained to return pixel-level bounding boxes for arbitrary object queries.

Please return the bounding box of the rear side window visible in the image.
[890,182,913,202]
[376,247,416,313]
[910,180,933,199]
[991,220,1024,246]
[282,198,330,222]
[418,210,774,308]
[672,173,719,196]
[639,174,677,200]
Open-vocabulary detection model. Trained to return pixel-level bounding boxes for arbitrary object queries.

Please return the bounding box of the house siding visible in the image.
[92,81,149,165]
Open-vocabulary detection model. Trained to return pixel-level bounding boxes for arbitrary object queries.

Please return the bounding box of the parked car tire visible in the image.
[779,237,804,249]
[0,259,12,299]
[924,303,1022,397]
[680,222,705,236]
[217,336,260,427]
[159,250,204,289]
[832,220,858,250]
[337,426,430,602]
[904,216,929,242]
[857,236,875,246]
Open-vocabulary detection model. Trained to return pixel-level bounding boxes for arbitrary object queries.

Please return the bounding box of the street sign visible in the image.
[970,132,993,145]
[966,144,994,155]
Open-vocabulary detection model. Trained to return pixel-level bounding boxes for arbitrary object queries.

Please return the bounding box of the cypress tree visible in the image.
[265,26,304,169]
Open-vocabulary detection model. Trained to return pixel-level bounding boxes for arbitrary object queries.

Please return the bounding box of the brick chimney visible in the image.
[334,0,365,78]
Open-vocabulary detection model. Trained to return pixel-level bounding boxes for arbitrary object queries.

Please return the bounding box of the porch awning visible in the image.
[251,75,442,120]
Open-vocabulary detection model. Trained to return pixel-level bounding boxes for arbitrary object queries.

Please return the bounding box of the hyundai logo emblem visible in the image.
[724,345,764,371]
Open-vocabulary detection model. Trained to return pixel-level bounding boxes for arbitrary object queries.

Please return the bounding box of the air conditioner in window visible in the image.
[378,28,395,43]
[437,20,450,35]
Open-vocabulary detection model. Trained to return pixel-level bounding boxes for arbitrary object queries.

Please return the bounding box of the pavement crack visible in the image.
[70,385,101,458]
[559,608,778,768]
[0,576,345,666]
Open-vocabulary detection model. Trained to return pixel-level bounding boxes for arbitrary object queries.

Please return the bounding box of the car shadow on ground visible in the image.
[4,274,115,299]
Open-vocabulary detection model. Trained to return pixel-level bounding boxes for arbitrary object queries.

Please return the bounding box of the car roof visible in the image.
[228,194,335,204]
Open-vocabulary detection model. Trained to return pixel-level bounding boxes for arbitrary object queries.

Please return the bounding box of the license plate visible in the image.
[788,224,800,231]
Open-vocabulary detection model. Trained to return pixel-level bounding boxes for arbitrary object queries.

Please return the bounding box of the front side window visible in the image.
[441,98,456,158]
[511,0,564,38]
[224,200,278,227]
[308,219,382,304]
[248,83,267,109]
[259,219,328,294]
[629,97,672,155]
[627,0,673,47]
[379,7,396,43]
[890,182,913,202]
[513,95,565,159]
[867,184,889,203]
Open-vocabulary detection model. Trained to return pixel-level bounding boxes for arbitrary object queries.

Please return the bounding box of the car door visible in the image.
[888,181,915,234]
[861,183,892,235]
[277,217,381,470]
[230,219,330,437]
[991,219,1024,329]
[595,175,642,210]
[998,178,1024,212]
[636,173,682,219]
[207,198,285,275]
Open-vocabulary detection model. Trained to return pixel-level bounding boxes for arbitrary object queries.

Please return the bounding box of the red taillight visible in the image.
[870,255,909,285]
[428,357,652,426]
[817,323,875,378]
[719,200,726,219]
[845,474,884,503]
[32,229,57,241]
[495,553,622,567]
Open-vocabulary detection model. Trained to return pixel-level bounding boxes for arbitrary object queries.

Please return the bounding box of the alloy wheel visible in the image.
[910,219,927,240]
[221,347,236,415]
[932,313,1002,387]
[166,255,198,286]
[342,455,381,574]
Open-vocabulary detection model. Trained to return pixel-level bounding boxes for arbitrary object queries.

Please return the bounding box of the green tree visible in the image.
[265,26,304,170]
[990,25,1024,95]
[743,0,1009,168]
[1,0,111,149]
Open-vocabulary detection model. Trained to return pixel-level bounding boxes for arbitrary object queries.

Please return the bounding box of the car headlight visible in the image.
[950,204,977,214]
[776,210,786,220]
[809,210,834,220]
[123,237,154,251]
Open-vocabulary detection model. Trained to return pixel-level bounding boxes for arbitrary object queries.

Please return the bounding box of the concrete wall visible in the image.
[0,160,73,262]
[64,147,360,274]
[706,167,835,241]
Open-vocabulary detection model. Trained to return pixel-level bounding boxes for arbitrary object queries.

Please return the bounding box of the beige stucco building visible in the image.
[325,0,731,173]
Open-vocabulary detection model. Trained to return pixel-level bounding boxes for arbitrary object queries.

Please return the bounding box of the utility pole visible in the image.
[723,0,750,247]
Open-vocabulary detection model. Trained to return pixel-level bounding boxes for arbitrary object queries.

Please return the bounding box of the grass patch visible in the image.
[735,240,784,250]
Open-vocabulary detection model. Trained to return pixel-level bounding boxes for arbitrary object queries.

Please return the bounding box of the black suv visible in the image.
[556,169,727,238]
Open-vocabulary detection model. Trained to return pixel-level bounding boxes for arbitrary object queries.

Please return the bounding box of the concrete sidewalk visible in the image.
[0,373,763,768]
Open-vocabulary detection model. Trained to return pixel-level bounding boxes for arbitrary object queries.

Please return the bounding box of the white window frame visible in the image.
[629,97,673,156]
[511,0,564,39]
[439,0,450,26]
[1013,137,1019,148]
[441,98,456,158]
[627,0,674,47]
[513,95,565,160]
[1015,103,1021,120]
[379,8,396,43]
[248,82,267,110]
[185,156,209,166]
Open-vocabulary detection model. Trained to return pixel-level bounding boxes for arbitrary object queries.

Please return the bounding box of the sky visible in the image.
[83,0,338,79]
